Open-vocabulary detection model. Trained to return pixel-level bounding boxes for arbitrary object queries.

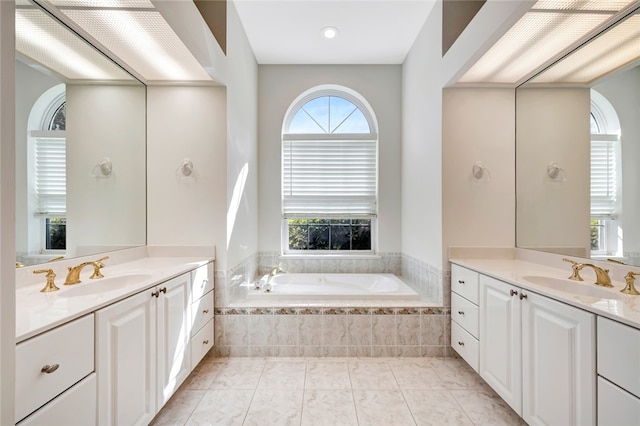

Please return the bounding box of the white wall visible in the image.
[402,0,532,270]
[516,88,591,255]
[594,67,640,257]
[146,85,228,265]
[147,2,258,273]
[257,65,402,254]
[443,88,515,251]
[66,84,146,257]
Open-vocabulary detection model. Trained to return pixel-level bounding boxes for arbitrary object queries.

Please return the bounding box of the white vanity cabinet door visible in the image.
[521,291,595,426]
[598,376,640,426]
[157,273,191,408]
[191,318,214,367]
[190,290,214,338]
[190,262,214,304]
[96,288,157,426]
[17,373,96,426]
[479,275,522,415]
[15,313,94,423]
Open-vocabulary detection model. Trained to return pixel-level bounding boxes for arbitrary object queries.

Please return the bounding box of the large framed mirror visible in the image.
[516,5,640,266]
[15,0,146,267]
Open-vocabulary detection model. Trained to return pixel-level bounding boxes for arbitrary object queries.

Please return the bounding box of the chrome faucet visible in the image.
[563,258,612,287]
[64,256,109,285]
[263,265,286,292]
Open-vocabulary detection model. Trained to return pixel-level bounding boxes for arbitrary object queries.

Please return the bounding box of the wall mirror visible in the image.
[15,0,146,267]
[516,5,640,266]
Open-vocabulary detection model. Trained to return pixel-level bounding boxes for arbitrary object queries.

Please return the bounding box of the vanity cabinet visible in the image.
[96,273,191,426]
[478,274,595,425]
[189,263,214,367]
[15,314,95,424]
[451,265,480,371]
[597,317,640,425]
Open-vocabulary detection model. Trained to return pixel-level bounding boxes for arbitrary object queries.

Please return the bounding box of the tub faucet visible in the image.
[263,265,286,292]
[563,258,612,287]
[64,256,109,285]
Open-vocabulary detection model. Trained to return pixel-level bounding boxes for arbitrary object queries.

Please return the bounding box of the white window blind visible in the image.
[591,134,618,218]
[282,134,377,218]
[33,132,66,217]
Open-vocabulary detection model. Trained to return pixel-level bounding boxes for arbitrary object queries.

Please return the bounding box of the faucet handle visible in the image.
[90,256,109,279]
[562,258,584,281]
[621,272,640,295]
[34,269,60,293]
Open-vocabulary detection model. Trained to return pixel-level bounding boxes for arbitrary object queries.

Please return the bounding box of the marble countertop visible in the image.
[16,246,214,343]
[450,257,640,330]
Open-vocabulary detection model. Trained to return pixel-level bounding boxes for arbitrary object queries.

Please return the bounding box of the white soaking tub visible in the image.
[248,273,420,300]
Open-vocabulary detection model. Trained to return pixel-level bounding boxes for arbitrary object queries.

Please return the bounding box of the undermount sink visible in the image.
[58,273,154,298]
[522,275,626,300]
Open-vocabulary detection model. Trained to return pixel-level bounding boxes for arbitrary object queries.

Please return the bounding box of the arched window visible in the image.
[590,89,621,255]
[282,86,378,252]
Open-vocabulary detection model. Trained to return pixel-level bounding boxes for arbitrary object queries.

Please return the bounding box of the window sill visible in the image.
[280,253,381,260]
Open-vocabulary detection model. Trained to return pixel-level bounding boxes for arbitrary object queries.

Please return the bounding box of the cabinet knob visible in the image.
[510,289,518,296]
[458,280,465,284]
[159,287,167,294]
[519,292,528,300]
[41,364,59,374]
[203,339,209,345]
[458,310,464,315]
[457,341,465,346]
[151,290,159,298]
[203,309,209,314]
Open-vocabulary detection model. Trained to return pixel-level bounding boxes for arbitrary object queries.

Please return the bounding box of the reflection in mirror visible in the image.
[15,0,146,266]
[516,6,640,266]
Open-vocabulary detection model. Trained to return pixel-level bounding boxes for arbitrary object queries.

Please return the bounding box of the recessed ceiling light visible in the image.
[322,26,338,39]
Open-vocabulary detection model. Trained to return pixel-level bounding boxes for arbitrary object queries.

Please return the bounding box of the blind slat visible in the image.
[591,137,617,218]
[35,136,66,216]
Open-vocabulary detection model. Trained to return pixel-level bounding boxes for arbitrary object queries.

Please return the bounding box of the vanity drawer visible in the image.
[191,262,214,304]
[451,292,479,338]
[15,314,94,422]
[190,290,214,338]
[451,264,479,304]
[17,373,96,426]
[598,376,640,426]
[191,319,214,368]
[451,321,479,372]
[597,317,640,398]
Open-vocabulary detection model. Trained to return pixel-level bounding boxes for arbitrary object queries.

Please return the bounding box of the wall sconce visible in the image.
[472,161,491,183]
[93,157,112,178]
[177,159,194,178]
[547,161,566,182]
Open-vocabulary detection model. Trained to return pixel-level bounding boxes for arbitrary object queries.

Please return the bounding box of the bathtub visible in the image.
[248,273,420,300]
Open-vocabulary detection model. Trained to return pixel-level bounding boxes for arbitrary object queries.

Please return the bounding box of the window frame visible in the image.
[281,86,379,255]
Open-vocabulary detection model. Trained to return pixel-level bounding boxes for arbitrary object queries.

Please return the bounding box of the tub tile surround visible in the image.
[212,306,452,358]
[151,357,525,426]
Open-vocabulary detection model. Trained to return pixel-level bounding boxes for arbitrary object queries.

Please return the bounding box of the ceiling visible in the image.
[232,0,437,64]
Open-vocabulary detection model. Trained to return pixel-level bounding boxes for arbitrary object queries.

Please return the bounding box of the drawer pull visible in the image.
[203,339,210,345]
[203,309,210,314]
[41,364,59,374]
[201,279,209,288]
[457,341,465,346]
[458,310,464,315]
[510,289,518,296]
[519,292,528,300]
[458,280,465,284]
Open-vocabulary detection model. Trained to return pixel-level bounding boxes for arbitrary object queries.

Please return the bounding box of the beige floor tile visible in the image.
[353,389,416,426]
[150,389,205,425]
[257,361,306,389]
[389,361,446,389]
[184,389,253,426]
[403,389,473,426]
[208,362,264,389]
[348,362,399,389]
[243,389,304,426]
[450,389,527,426]
[301,389,358,426]
[305,362,351,389]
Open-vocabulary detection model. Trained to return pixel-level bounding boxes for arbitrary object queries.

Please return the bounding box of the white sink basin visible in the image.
[59,273,154,298]
[522,275,626,300]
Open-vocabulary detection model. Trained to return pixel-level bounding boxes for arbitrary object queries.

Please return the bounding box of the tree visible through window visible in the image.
[282,88,378,252]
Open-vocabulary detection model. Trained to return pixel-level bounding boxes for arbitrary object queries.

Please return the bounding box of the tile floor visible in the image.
[151,356,526,426]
